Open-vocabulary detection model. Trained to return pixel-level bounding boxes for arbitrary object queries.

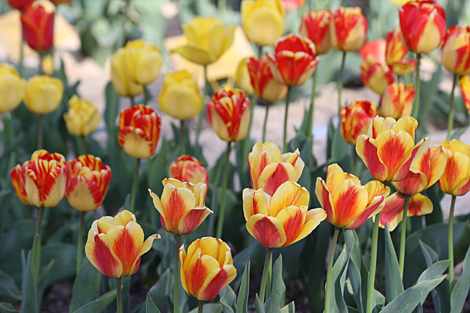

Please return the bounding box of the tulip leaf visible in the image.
[188,304,223,313]
[280,302,295,313]
[0,270,21,302]
[40,243,77,288]
[344,230,368,313]
[417,260,450,284]
[254,294,265,313]
[220,286,236,313]
[236,260,250,313]
[265,255,285,313]
[326,244,349,313]
[384,225,403,304]
[147,269,171,313]
[451,125,470,140]
[72,288,117,313]
[69,258,101,312]
[0,302,17,313]
[450,246,470,313]
[145,293,161,313]
[19,251,37,313]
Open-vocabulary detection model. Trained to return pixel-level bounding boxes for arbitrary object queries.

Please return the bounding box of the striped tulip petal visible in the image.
[291,208,327,245]
[86,232,123,278]
[356,136,388,181]
[257,162,299,196]
[242,188,270,221]
[331,179,368,228]
[315,177,335,222]
[269,181,309,217]
[246,215,287,248]
[178,206,213,235]
[392,138,430,182]
[275,205,307,246]
[459,76,470,114]
[198,265,237,301]
[438,140,470,196]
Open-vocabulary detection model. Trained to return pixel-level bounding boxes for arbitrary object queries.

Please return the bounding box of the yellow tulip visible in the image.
[110,48,144,97]
[123,39,163,85]
[158,70,203,120]
[0,64,25,114]
[63,95,101,137]
[24,75,63,115]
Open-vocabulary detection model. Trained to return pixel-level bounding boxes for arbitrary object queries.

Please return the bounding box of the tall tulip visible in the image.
[385,28,417,77]
[170,156,209,186]
[0,64,25,114]
[379,83,415,119]
[21,5,54,53]
[360,56,395,95]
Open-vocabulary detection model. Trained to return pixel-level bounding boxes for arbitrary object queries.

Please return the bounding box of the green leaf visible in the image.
[265,255,285,313]
[344,230,368,312]
[417,260,450,284]
[19,252,37,313]
[188,304,223,313]
[236,260,250,313]
[450,246,470,313]
[72,289,117,313]
[0,302,18,313]
[69,258,101,312]
[384,225,403,303]
[0,270,21,302]
[147,269,171,313]
[451,125,470,140]
[254,294,266,313]
[280,302,295,313]
[327,244,349,313]
[145,293,161,313]
[380,275,446,313]
[220,286,236,313]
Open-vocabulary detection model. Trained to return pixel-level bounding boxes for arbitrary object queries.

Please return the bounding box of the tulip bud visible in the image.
[235,58,254,96]
[24,75,63,115]
[379,83,415,119]
[21,5,54,53]
[0,64,25,114]
[360,56,395,95]
[63,95,101,137]
[110,48,144,97]
[123,39,163,85]
[158,70,203,121]
[340,100,378,145]
[169,155,209,186]
[441,26,470,77]
[330,7,368,52]
[299,9,333,55]
[7,0,34,11]
[246,56,287,102]
[241,0,285,47]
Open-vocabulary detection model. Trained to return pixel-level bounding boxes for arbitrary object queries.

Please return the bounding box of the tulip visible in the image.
[21,5,54,53]
[359,38,386,65]
[122,39,162,86]
[173,16,235,66]
[24,75,63,115]
[248,142,304,196]
[385,28,417,76]
[380,192,432,231]
[459,76,470,115]
[241,0,285,47]
[110,48,144,98]
[360,56,395,95]
[0,64,25,114]
[63,95,101,137]
[340,100,378,145]
[246,56,288,103]
[179,237,237,301]
[442,26,470,76]
[7,0,34,11]
[330,7,367,52]
[356,116,429,182]
[169,156,209,186]
[299,9,333,55]
[235,58,254,96]
[379,83,415,119]
[159,70,203,121]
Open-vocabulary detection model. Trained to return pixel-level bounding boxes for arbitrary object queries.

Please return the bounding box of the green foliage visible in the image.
[450,246,470,313]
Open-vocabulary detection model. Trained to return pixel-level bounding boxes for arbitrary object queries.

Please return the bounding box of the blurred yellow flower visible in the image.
[64,95,101,137]
[0,64,25,114]
[123,39,163,85]
[24,75,63,115]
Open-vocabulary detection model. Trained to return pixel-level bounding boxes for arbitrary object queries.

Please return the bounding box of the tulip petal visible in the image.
[66,176,102,212]
[258,162,299,196]
[242,188,270,221]
[85,232,122,278]
[246,215,286,248]
[346,195,384,229]
[10,165,30,205]
[364,180,390,204]
[290,208,327,245]
[186,253,221,297]
[325,163,360,193]
[269,181,309,217]
[356,135,388,181]
[425,146,448,189]
[198,265,237,301]
[393,138,430,182]
[178,206,212,235]
[172,43,216,66]
[331,179,368,228]
[160,183,197,234]
[459,76,470,114]
[112,210,136,227]
[315,178,334,222]
[275,205,307,247]
[438,152,470,196]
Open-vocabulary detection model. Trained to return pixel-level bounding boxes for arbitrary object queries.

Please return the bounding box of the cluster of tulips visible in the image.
[2,0,470,312]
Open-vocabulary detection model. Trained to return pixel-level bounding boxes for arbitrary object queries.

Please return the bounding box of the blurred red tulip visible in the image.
[21,5,54,53]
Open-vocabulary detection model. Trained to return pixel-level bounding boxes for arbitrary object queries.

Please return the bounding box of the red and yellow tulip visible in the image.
[385,28,417,76]
[340,100,378,145]
[169,155,209,186]
[330,7,368,52]
[179,237,237,301]
[149,178,212,235]
[118,105,161,159]
[315,164,389,229]
[66,155,112,212]
[441,26,470,76]
[248,142,304,196]
[359,38,386,65]
[246,56,288,103]
[243,181,326,248]
[85,210,160,278]
[360,56,395,95]
[438,140,470,196]
[379,83,415,119]
[299,9,333,55]
[10,150,69,208]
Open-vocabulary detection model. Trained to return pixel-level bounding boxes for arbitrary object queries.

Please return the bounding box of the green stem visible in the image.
[258,45,263,59]
[283,87,291,153]
[262,102,270,142]
[411,53,421,119]
[78,136,86,156]
[366,213,381,313]
[180,120,186,155]
[198,301,204,313]
[76,211,85,274]
[38,114,44,150]
[449,195,456,292]
[195,66,208,155]
[174,234,182,313]
[266,253,272,300]
[247,92,257,135]
[216,141,232,238]
[338,51,347,114]
[19,30,24,78]
[259,248,273,303]
[351,146,357,176]
[31,206,45,283]
[447,74,458,141]
[129,158,141,213]
[116,277,123,313]
[325,227,340,313]
[399,194,411,279]
[130,96,135,107]
[144,85,149,105]
[307,69,317,140]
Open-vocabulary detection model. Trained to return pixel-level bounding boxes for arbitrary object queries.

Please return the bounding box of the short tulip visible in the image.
[63,95,101,137]
[0,64,25,114]
[243,181,326,248]
[267,34,319,86]
[241,0,285,47]
[299,9,333,55]
[122,39,162,86]
[66,155,112,212]
[85,210,160,278]
[173,17,235,66]
[385,28,417,76]
[235,58,254,96]
[24,75,63,115]
[441,26,470,77]
[360,56,395,95]
[158,70,203,121]
[10,150,69,208]
[149,178,212,235]
[340,100,378,145]
[399,0,446,54]
[459,76,470,114]
[7,0,34,11]
[118,105,161,159]
[110,48,144,97]
[330,7,368,52]
[179,237,237,301]
[248,142,304,196]
[21,5,54,53]
[438,140,470,196]
[379,83,415,119]
[246,56,288,102]
[206,88,251,142]
[315,164,389,229]
[356,116,429,182]
[169,155,209,186]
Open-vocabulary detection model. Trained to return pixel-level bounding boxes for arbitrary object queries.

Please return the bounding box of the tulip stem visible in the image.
[259,248,273,303]
[174,234,181,313]
[38,114,44,150]
[195,66,208,155]
[337,51,347,114]
[78,136,86,156]
[283,87,291,153]
[307,69,317,140]
[447,74,458,141]
[130,96,135,107]
[76,211,85,274]
[216,141,232,239]
[247,93,257,135]
[366,212,381,313]
[144,85,149,105]
[325,227,340,313]
[351,146,358,176]
[399,194,411,279]
[31,205,45,284]
[198,301,204,313]
[129,158,140,213]
[411,53,421,119]
[449,195,456,292]
[180,120,186,155]
[19,31,24,78]
[116,277,123,313]
[262,101,270,142]
[258,45,263,59]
